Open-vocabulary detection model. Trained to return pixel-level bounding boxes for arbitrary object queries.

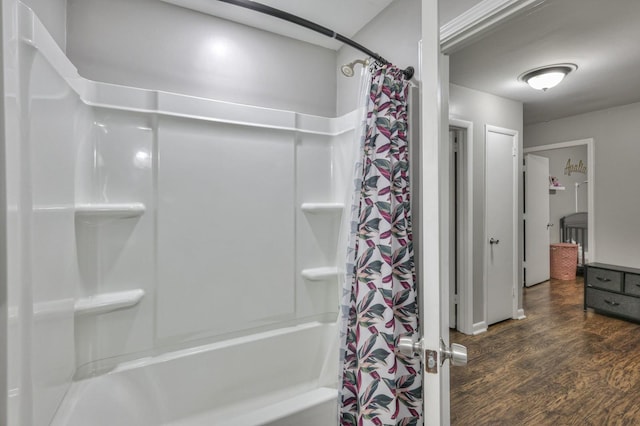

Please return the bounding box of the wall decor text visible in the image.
[564,159,587,176]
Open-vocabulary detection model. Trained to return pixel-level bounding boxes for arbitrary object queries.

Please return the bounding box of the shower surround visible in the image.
[4,2,355,424]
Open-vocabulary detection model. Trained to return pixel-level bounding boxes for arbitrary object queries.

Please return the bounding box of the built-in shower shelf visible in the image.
[75,203,146,220]
[74,289,145,316]
[300,203,344,214]
[301,267,340,281]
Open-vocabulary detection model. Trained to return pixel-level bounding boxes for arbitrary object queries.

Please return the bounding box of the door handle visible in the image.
[489,238,500,245]
[397,336,468,373]
[440,339,468,367]
[397,336,422,357]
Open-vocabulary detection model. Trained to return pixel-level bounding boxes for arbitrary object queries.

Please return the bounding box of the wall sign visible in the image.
[564,159,587,176]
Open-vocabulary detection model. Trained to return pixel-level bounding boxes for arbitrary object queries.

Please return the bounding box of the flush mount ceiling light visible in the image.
[519,64,577,91]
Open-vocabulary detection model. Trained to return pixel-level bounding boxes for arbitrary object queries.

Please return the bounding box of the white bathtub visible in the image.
[50,322,339,426]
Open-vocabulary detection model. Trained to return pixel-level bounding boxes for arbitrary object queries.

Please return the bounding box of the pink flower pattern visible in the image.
[339,63,422,426]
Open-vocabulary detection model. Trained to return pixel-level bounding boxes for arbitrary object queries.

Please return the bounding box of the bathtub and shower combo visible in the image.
[0,1,381,424]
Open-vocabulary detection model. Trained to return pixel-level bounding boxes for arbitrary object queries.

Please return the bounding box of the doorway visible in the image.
[449,118,473,335]
[524,139,595,270]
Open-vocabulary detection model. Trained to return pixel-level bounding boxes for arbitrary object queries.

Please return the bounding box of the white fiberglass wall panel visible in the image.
[7,26,81,426]
[67,0,337,117]
[156,118,296,341]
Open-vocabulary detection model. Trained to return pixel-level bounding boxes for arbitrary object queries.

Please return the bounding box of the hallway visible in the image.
[450,277,640,425]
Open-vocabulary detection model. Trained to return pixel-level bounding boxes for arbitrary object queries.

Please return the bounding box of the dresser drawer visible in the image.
[586,288,640,320]
[586,267,623,292]
[625,274,640,296]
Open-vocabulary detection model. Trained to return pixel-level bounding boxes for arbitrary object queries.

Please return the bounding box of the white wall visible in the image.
[449,83,523,325]
[336,0,421,116]
[531,146,588,244]
[67,0,337,117]
[525,101,640,269]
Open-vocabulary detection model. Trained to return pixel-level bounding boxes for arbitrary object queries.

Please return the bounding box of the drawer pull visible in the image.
[604,299,621,307]
[596,276,612,283]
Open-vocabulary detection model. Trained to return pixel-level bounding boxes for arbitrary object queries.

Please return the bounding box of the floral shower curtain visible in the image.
[339,63,422,426]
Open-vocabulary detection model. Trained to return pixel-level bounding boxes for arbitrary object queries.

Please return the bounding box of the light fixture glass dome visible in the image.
[526,71,566,90]
[519,64,577,91]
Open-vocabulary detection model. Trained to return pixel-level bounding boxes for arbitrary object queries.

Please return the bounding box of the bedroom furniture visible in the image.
[584,263,640,322]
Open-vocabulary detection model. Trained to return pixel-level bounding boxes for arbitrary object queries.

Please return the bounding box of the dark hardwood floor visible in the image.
[450,277,640,425]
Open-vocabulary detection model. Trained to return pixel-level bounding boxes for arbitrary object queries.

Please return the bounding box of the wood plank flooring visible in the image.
[450,277,640,425]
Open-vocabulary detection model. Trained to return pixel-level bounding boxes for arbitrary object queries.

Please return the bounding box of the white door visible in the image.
[419,2,468,422]
[485,126,518,326]
[525,154,550,286]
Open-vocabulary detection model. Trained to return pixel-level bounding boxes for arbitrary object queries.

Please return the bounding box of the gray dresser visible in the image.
[584,263,640,322]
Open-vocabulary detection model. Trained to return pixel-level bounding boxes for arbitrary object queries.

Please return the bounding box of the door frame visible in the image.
[449,117,474,335]
[483,125,520,324]
[523,138,595,262]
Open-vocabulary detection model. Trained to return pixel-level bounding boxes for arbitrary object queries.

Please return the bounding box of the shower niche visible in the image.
[73,109,155,374]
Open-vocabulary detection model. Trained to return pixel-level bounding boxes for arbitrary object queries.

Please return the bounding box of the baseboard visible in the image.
[515,309,526,320]
[472,321,487,335]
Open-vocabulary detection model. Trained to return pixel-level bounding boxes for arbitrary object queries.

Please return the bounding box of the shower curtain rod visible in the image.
[215,0,415,80]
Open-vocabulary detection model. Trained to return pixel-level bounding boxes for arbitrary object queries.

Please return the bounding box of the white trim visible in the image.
[524,138,595,262]
[440,0,544,53]
[484,125,520,325]
[515,308,526,320]
[472,321,488,335]
[449,117,474,335]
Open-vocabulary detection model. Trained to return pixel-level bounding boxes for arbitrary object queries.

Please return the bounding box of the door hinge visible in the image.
[453,294,459,304]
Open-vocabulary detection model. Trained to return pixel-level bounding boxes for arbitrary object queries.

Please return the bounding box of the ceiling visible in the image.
[449,0,640,125]
[439,0,484,25]
[160,0,639,125]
